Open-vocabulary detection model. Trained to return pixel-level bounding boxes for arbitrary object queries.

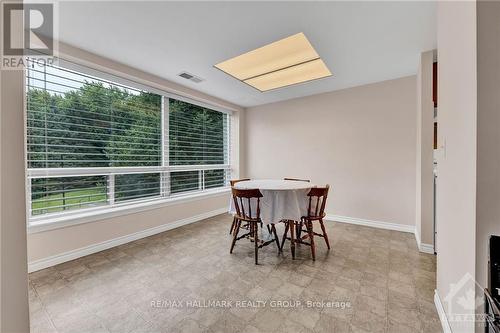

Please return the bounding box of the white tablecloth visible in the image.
[228,179,315,225]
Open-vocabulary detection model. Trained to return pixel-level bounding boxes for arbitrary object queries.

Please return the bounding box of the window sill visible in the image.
[28,187,230,234]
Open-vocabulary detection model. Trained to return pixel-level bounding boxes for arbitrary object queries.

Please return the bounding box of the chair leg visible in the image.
[281,222,289,251]
[319,219,330,250]
[306,220,316,261]
[271,224,281,252]
[254,222,259,265]
[230,219,241,254]
[290,221,296,260]
[229,216,236,235]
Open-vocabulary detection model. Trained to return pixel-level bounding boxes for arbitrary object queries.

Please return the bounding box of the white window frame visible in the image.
[25,59,232,230]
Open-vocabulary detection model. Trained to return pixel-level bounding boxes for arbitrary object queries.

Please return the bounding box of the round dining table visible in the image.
[229,179,316,225]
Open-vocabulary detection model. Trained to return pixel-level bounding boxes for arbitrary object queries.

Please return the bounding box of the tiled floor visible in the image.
[29,214,441,333]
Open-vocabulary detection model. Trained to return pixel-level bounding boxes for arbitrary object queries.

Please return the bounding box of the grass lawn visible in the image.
[32,188,107,215]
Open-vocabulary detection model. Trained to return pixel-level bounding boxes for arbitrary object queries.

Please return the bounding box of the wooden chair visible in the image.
[229,179,250,234]
[281,185,331,260]
[230,188,280,264]
[284,178,310,182]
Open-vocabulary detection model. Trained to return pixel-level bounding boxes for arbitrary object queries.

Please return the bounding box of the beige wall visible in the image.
[476,0,500,296]
[26,43,242,265]
[29,194,229,262]
[415,50,435,248]
[436,1,477,331]
[245,76,417,227]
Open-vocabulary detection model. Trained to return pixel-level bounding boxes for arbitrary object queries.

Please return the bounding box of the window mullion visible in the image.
[161,96,170,197]
[108,174,115,205]
[26,178,33,218]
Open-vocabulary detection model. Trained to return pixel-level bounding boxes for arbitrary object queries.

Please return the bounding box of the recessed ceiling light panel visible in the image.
[214,32,332,91]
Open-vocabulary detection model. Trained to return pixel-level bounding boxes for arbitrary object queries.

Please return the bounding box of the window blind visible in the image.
[26,61,162,168]
[169,98,229,166]
[26,61,230,220]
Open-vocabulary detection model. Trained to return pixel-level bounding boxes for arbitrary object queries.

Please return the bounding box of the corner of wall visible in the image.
[416,50,435,248]
[1,65,30,332]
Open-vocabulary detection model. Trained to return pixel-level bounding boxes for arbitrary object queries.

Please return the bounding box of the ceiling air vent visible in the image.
[178,71,204,83]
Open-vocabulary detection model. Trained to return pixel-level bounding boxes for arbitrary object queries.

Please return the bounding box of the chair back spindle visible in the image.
[248,197,252,219]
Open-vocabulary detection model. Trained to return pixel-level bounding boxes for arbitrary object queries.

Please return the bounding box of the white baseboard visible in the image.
[325,214,415,233]
[434,290,452,333]
[419,243,435,254]
[321,215,437,255]
[415,229,421,247]
[415,230,435,254]
[28,208,227,273]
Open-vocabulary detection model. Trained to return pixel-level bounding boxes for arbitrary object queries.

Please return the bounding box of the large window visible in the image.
[26,61,230,221]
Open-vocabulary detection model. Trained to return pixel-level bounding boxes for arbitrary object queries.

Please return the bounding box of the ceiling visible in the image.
[57,1,436,108]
